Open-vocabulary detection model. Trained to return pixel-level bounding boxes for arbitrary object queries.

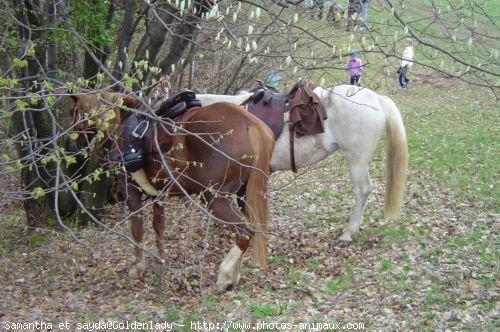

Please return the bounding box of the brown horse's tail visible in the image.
[245,124,274,268]
[380,95,408,220]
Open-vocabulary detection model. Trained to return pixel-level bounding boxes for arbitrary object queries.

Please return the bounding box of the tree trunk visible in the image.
[46,0,57,79]
[156,1,212,87]
[131,2,177,91]
[112,0,138,82]
[55,0,84,80]
[12,0,82,226]
[83,0,116,86]
[159,22,197,77]
[12,0,54,227]
[73,153,113,224]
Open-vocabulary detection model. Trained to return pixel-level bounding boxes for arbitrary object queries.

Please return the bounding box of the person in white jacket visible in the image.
[398,38,414,88]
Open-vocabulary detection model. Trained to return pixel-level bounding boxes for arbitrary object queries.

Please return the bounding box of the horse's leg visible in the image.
[152,201,167,261]
[207,195,250,292]
[218,243,245,291]
[126,185,147,278]
[339,154,372,243]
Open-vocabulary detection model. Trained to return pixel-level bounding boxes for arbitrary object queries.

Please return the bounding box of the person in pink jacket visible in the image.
[345,50,363,86]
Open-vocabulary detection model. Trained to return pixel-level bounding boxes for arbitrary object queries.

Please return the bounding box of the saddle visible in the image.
[156,90,201,118]
[245,80,327,172]
[246,89,288,139]
[119,90,201,172]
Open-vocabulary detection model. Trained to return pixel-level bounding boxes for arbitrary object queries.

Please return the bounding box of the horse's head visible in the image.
[70,94,97,149]
[69,92,140,150]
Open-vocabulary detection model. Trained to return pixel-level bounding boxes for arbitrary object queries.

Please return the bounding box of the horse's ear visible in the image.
[70,95,79,105]
[122,95,140,109]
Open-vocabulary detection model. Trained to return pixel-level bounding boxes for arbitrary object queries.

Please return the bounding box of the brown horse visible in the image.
[70,92,275,291]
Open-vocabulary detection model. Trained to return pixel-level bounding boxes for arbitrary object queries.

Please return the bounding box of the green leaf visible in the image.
[31,187,46,199]
[15,99,29,111]
[65,155,77,167]
[12,58,28,68]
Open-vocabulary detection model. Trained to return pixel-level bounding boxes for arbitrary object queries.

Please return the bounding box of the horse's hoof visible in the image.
[216,282,234,293]
[338,233,353,243]
[337,234,352,246]
[128,266,145,279]
[158,251,167,262]
[337,239,351,247]
[128,268,139,279]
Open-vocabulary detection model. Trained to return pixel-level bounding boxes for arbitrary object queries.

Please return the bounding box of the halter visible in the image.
[71,104,82,127]
[70,100,103,151]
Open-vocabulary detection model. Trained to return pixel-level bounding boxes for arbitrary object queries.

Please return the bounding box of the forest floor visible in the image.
[0,77,498,331]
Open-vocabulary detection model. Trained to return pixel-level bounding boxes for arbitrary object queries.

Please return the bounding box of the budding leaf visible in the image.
[32,187,46,199]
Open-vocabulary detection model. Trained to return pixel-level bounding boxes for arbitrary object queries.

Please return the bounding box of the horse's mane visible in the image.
[74,92,140,126]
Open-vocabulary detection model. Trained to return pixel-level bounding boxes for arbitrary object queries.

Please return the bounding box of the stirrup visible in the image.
[123,148,145,173]
[132,120,149,139]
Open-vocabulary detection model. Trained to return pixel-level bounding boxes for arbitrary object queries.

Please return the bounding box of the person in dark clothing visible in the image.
[398,38,414,89]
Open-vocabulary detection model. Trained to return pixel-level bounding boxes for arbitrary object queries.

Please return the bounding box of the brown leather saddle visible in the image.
[116,90,201,171]
[245,88,289,140]
[244,80,327,172]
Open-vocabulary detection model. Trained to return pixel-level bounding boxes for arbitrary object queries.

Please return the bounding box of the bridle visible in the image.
[70,102,98,150]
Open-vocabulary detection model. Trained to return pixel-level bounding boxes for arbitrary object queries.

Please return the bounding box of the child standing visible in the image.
[360,0,370,29]
[345,50,363,86]
[399,38,414,88]
[265,68,282,90]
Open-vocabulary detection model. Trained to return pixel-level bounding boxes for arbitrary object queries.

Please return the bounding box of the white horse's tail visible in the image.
[380,96,408,220]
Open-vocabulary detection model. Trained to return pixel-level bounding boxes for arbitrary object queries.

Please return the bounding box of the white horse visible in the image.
[196,85,408,242]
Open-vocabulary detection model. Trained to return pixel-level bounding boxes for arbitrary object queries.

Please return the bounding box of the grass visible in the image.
[396,82,499,210]
[424,283,451,306]
[27,234,46,246]
[270,253,288,266]
[249,303,279,319]
[325,268,353,293]
[380,259,393,271]
[326,275,351,292]
[377,272,412,294]
[376,224,411,243]
[307,258,321,269]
